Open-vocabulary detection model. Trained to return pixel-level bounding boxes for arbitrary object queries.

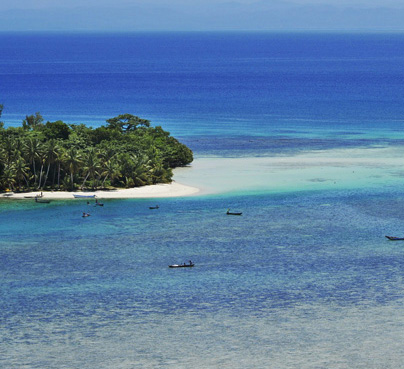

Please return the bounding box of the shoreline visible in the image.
[2,181,200,200]
[3,145,404,200]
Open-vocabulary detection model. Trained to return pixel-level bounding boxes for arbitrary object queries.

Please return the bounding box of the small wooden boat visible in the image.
[74,194,96,198]
[149,205,159,209]
[169,262,195,268]
[227,209,242,216]
[385,235,404,241]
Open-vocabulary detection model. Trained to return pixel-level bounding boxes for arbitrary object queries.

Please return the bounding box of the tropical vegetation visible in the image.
[0,106,193,192]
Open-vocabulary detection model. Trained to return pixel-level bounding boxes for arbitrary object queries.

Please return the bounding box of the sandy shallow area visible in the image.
[3,181,200,200]
[174,146,404,195]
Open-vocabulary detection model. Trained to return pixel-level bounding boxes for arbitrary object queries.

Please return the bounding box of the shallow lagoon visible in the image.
[2,182,404,368]
[175,146,404,196]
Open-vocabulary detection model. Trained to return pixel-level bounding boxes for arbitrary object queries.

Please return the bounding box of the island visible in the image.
[0,108,194,195]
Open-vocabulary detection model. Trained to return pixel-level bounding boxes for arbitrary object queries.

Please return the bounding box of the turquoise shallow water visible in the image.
[2,189,404,368]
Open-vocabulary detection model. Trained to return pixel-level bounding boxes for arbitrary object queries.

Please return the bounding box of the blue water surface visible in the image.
[2,189,404,368]
[2,32,404,368]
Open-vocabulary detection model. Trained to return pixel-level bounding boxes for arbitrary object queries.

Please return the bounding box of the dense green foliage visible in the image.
[0,110,193,192]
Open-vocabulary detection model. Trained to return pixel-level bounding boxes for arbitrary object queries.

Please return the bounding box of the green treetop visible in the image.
[0,111,193,192]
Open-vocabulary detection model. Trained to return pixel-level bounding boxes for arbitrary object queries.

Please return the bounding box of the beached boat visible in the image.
[227,209,242,215]
[385,235,404,241]
[74,194,96,198]
[169,262,195,268]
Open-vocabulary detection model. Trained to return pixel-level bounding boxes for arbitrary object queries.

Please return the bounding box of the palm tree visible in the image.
[101,159,121,188]
[54,144,66,189]
[41,139,59,189]
[1,164,16,191]
[99,145,118,164]
[24,137,42,187]
[128,154,149,187]
[64,147,82,190]
[81,148,101,190]
[2,136,16,165]
[14,155,30,190]
[149,161,172,184]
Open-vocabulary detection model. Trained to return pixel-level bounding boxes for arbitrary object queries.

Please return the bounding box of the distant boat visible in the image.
[82,212,91,217]
[149,205,159,209]
[169,261,195,268]
[227,209,242,216]
[385,235,404,241]
[74,194,96,198]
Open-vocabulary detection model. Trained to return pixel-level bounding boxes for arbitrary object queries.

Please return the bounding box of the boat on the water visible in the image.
[227,209,242,216]
[385,235,404,241]
[82,212,91,217]
[169,261,195,268]
[74,194,96,198]
[149,205,159,209]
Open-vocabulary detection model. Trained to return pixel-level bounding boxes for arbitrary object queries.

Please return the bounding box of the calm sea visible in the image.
[2,33,404,368]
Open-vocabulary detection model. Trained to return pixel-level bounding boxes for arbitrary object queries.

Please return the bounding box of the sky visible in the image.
[1,0,404,32]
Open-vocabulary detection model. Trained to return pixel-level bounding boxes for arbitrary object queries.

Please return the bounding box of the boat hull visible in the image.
[169,264,195,268]
[385,236,404,241]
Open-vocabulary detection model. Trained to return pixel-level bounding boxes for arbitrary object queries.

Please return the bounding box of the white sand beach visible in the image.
[4,181,200,199]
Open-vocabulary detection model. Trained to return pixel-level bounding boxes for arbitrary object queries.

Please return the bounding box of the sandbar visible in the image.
[174,146,404,195]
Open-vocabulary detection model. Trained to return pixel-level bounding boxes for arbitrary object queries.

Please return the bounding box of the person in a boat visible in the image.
[189,260,193,265]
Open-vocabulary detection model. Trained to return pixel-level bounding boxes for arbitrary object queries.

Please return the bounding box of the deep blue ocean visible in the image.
[2,33,404,368]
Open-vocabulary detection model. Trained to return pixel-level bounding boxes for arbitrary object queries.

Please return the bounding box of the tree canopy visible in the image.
[0,112,193,192]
